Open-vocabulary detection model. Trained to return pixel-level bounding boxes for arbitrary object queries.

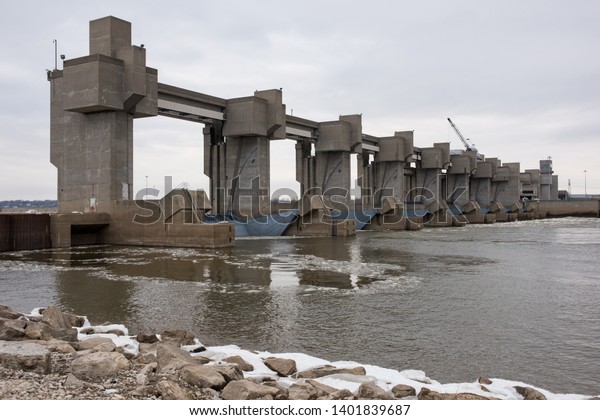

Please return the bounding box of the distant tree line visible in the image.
[0,200,57,208]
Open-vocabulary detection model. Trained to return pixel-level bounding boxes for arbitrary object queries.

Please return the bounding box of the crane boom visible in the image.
[447,117,474,152]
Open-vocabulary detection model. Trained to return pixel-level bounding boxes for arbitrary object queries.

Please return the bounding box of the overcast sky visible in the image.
[1,0,599,200]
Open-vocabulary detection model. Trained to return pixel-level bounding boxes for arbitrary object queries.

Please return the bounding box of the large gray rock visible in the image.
[220,379,281,400]
[417,388,494,400]
[24,322,48,340]
[211,364,244,382]
[77,337,116,352]
[156,343,206,374]
[357,381,393,400]
[0,318,27,329]
[0,318,26,340]
[514,386,547,400]
[132,353,158,365]
[0,305,21,320]
[296,365,366,379]
[288,382,318,400]
[138,342,159,355]
[41,306,72,330]
[391,384,416,398]
[55,343,77,354]
[135,362,157,385]
[223,355,254,372]
[260,380,289,400]
[180,365,226,390]
[25,321,77,342]
[0,341,51,374]
[64,373,85,388]
[35,339,75,353]
[330,389,355,400]
[264,357,297,376]
[156,379,194,400]
[65,313,85,328]
[71,351,130,379]
[136,332,159,344]
[306,379,340,398]
[160,329,196,346]
[131,385,156,397]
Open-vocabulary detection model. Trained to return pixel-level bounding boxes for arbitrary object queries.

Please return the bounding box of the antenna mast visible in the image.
[53,39,58,70]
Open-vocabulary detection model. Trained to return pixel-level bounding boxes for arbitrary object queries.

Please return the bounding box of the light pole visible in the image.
[145,176,148,199]
[53,40,57,70]
[584,170,587,198]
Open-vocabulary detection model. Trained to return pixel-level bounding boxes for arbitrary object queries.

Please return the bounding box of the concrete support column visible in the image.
[218,88,285,219]
[315,150,351,213]
[372,132,414,210]
[356,151,373,210]
[224,136,270,218]
[314,115,361,214]
[415,142,451,226]
[74,111,133,213]
[551,175,559,200]
[295,140,316,212]
[471,159,496,210]
[203,124,226,215]
[499,162,521,214]
[539,159,553,201]
[447,151,477,211]
[416,143,450,204]
[447,172,471,208]
[470,177,492,208]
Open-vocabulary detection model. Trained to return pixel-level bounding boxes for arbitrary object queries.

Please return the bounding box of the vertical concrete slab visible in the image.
[90,16,132,56]
[415,142,452,226]
[448,152,476,210]
[373,135,408,204]
[471,161,494,208]
[224,136,271,218]
[539,159,553,201]
[356,150,374,210]
[204,123,226,215]
[315,120,352,213]
[295,139,317,213]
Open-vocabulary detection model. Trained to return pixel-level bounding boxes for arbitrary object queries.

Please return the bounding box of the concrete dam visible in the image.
[2,16,598,251]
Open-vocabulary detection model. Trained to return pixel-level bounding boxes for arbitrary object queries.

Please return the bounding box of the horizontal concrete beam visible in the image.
[158,98,224,121]
[286,126,313,139]
[154,83,388,154]
[362,143,379,152]
[158,83,226,108]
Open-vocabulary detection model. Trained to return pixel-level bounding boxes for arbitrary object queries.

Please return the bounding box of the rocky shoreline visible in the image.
[1,304,597,400]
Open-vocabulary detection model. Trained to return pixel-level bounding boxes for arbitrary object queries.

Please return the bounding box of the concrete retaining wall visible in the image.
[527,200,599,218]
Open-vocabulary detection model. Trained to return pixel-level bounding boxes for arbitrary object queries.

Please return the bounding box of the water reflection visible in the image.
[50,247,137,325]
[195,265,274,347]
[295,237,354,289]
[55,269,137,326]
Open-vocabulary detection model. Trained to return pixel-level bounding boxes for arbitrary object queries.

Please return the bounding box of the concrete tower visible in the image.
[50,16,158,214]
